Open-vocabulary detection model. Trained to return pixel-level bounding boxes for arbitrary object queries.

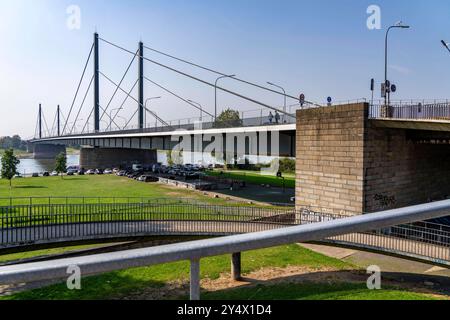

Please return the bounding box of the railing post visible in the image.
[231,252,242,281]
[190,258,201,300]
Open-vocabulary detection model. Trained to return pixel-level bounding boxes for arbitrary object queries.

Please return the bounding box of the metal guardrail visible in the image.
[369,103,450,120]
[0,200,449,300]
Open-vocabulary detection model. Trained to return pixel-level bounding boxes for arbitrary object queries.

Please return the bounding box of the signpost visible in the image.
[299,93,305,108]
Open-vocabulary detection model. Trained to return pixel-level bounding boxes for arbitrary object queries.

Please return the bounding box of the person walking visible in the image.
[275,111,280,124]
[268,111,274,124]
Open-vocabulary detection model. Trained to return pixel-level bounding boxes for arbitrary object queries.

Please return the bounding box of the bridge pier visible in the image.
[32,144,66,159]
[296,102,450,215]
[79,147,157,169]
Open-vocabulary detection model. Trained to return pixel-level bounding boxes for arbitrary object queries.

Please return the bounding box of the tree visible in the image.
[1,149,20,188]
[55,152,67,179]
[215,108,243,128]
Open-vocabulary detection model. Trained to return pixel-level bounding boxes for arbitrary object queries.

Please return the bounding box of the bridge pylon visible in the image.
[94,32,100,133]
[138,41,144,129]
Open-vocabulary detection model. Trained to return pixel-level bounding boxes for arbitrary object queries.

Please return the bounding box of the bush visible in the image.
[278,158,295,173]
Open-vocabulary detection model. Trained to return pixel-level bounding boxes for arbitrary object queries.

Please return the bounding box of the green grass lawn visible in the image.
[202,282,441,300]
[206,170,295,189]
[1,244,441,300]
[0,175,241,206]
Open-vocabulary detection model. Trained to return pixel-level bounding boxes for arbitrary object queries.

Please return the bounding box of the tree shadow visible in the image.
[199,269,450,300]
[13,186,48,189]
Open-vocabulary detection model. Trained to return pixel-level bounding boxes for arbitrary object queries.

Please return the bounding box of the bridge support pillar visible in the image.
[296,102,450,215]
[190,258,201,301]
[33,144,66,159]
[231,252,242,281]
[80,147,157,169]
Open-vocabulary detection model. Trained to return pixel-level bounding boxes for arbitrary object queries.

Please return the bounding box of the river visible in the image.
[13,155,80,175]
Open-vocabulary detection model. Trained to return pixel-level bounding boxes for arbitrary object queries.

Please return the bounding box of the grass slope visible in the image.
[2,245,351,300]
[207,170,295,189]
[202,282,440,300]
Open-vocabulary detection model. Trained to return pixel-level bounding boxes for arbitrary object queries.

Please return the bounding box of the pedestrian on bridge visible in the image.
[268,112,274,124]
[275,111,280,124]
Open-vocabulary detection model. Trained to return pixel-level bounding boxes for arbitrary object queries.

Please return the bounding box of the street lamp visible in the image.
[187,99,204,121]
[215,74,236,121]
[267,81,287,122]
[144,97,161,128]
[441,40,450,54]
[109,108,123,131]
[385,21,410,106]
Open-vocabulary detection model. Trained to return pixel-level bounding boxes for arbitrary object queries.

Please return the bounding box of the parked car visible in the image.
[86,169,96,175]
[67,169,77,176]
[50,171,59,177]
[116,170,126,177]
[32,173,39,177]
[78,169,85,175]
[104,169,113,174]
[113,168,120,174]
[138,175,159,183]
[95,169,104,175]
[42,171,50,177]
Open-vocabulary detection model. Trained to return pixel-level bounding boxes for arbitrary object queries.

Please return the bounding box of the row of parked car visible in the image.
[115,169,159,183]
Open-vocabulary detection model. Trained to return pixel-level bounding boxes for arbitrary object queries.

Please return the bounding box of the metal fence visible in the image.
[369,103,450,120]
[1,199,450,300]
[0,200,449,266]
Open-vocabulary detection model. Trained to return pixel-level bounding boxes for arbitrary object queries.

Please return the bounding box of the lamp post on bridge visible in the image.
[144,97,162,128]
[215,74,236,121]
[109,108,123,132]
[384,21,410,107]
[187,100,204,122]
[267,81,287,123]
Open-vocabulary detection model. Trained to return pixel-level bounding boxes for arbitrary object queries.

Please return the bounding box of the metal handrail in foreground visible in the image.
[0,200,449,300]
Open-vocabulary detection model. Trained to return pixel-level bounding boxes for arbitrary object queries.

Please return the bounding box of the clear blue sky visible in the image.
[1,0,450,137]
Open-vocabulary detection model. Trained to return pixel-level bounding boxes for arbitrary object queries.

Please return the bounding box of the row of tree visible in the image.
[0,135,27,151]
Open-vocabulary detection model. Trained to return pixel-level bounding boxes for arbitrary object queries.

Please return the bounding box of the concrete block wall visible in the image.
[295,104,365,214]
[296,102,450,215]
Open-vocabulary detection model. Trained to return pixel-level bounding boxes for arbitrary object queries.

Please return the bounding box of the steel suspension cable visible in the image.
[144,76,214,118]
[99,50,138,123]
[142,44,317,106]
[70,75,94,134]
[107,78,139,131]
[99,38,296,117]
[99,71,169,127]
[41,111,51,138]
[81,108,94,134]
[62,43,94,135]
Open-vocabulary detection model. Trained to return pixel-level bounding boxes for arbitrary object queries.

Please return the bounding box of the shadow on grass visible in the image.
[13,186,48,189]
[1,271,169,300]
[197,270,450,300]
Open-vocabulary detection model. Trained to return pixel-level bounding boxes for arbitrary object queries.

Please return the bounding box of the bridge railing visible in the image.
[369,102,450,120]
[1,200,450,300]
[47,106,299,139]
